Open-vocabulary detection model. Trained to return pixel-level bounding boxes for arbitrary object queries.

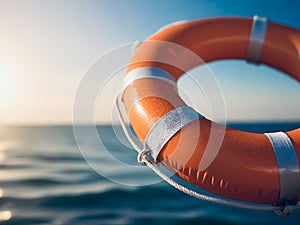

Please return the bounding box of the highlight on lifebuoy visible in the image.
[116,16,300,215]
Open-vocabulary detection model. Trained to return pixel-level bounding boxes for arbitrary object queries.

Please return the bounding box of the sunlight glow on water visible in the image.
[0,142,6,151]
[0,152,4,162]
[0,211,12,221]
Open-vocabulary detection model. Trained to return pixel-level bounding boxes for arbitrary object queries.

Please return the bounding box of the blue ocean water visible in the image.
[0,124,300,225]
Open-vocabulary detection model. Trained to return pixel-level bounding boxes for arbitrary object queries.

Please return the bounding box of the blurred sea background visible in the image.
[1,123,300,225]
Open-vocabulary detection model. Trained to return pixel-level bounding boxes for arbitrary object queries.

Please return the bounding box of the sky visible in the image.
[0,0,300,125]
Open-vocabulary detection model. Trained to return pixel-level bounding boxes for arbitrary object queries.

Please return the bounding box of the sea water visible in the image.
[0,124,300,225]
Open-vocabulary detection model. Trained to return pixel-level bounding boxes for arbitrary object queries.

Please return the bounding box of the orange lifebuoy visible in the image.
[120,17,300,206]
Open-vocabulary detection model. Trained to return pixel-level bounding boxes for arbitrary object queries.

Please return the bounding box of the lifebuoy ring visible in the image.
[119,16,300,207]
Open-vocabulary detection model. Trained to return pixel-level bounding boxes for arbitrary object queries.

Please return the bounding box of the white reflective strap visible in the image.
[120,67,176,94]
[247,15,269,64]
[265,132,300,205]
[144,106,203,162]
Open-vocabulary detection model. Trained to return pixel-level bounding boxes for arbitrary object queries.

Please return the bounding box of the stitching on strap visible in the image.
[144,106,203,162]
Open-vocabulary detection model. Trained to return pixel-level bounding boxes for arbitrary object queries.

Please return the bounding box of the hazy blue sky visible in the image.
[0,0,300,124]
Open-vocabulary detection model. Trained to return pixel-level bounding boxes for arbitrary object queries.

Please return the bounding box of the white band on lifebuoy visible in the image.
[247,15,269,64]
[144,106,203,162]
[265,132,300,205]
[120,67,176,94]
